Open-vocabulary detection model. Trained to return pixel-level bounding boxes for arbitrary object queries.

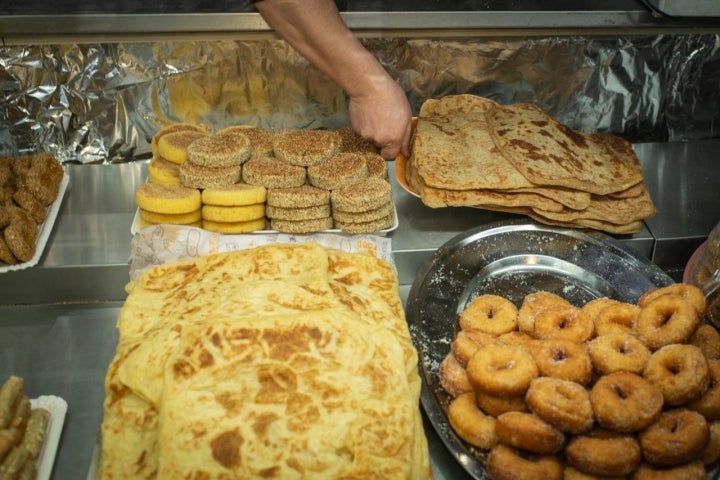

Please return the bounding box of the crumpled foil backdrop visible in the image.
[0,34,718,163]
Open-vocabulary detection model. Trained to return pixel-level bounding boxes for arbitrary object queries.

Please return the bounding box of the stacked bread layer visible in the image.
[137,122,395,234]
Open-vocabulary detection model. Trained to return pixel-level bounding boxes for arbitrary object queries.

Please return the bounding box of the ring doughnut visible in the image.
[526,377,594,434]
[638,409,709,467]
[581,297,620,325]
[589,371,663,433]
[594,302,639,336]
[475,390,528,417]
[466,344,539,397]
[459,294,518,336]
[495,411,566,454]
[588,333,651,376]
[486,444,563,480]
[518,291,571,335]
[687,359,720,421]
[643,344,710,406]
[498,331,536,348]
[633,461,706,480]
[562,465,626,479]
[636,294,701,350]
[438,353,472,398]
[689,323,720,360]
[565,429,642,477]
[450,329,499,368]
[533,306,594,343]
[530,338,593,385]
[702,420,720,466]
[447,392,498,449]
[639,283,707,317]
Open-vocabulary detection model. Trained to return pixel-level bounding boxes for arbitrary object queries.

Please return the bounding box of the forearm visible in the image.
[254,0,386,98]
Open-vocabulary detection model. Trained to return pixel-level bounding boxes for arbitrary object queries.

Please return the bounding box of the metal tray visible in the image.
[405,221,674,479]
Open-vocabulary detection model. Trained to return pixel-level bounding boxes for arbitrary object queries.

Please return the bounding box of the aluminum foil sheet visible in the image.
[0,34,718,163]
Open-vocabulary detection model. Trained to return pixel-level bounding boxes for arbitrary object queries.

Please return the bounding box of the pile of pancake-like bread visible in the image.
[97,243,430,479]
[0,154,64,265]
[0,375,51,479]
[135,123,394,234]
[406,94,657,234]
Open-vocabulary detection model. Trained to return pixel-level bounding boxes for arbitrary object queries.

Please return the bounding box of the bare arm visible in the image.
[254,0,412,159]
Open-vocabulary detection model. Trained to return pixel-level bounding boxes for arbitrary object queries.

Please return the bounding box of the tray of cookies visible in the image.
[133,123,397,236]
[0,154,69,272]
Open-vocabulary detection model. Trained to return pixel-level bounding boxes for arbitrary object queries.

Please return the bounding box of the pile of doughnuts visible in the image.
[0,153,64,265]
[439,283,719,479]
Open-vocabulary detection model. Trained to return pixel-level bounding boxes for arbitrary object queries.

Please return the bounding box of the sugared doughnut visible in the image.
[563,465,626,479]
[638,283,707,317]
[565,429,642,477]
[447,392,498,449]
[643,344,710,406]
[438,353,472,398]
[530,338,593,385]
[533,306,595,344]
[526,377,594,434]
[638,409,709,467]
[581,297,620,325]
[459,294,519,336]
[687,359,720,421]
[450,329,500,368]
[498,330,536,348]
[486,444,563,480]
[517,291,571,335]
[588,333,651,375]
[495,411,566,454]
[702,420,720,466]
[636,294,701,350]
[589,371,663,433]
[594,302,639,336]
[633,461,706,480]
[475,390,528,417]
[466,344,539,397]
[689,323,720,360]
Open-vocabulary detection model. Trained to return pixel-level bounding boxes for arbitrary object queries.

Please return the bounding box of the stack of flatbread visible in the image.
[97,243,430,480]
[406,94,657,234]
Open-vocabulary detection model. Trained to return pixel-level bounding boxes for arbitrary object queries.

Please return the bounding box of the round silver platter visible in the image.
[406,221,675,480]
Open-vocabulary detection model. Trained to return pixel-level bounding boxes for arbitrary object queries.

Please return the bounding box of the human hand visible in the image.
[347,73,412,160]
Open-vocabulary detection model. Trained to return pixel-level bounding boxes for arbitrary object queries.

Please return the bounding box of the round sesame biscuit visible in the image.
[335,211,395,234]
[157,130,208,165]
[242,156,306,189]
[362,152,389,179]
[203,217,267,234]
[336,126,377,153]
[307,152,369,190]
[186,133,251,168]
[179,162,242,189]
[217,126,275,157]
[151,123,207,158]
[135,183,202,214]
[148,157,181,185]
[12,189,46,224]
[330,177,392,213]
[201,203,265,223]
[266,185,330,209]
[140,208,202,225]
[201,183,267,206]
[273,129,341,167]
[3,218,37,262]
[270,216,334,234]
[266,203,331,221]
[332,201,393,224]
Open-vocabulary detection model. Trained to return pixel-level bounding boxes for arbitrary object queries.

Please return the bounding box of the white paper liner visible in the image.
[0,172,70,273]
[29,395,68,480]
[129,224,395,281]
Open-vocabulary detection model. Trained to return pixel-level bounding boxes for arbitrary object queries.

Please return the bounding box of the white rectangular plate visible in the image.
[29,395,68,480]
[0,172,70,273]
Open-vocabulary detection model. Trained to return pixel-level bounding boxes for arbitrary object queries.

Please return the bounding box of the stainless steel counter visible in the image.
[0,139,717,479]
